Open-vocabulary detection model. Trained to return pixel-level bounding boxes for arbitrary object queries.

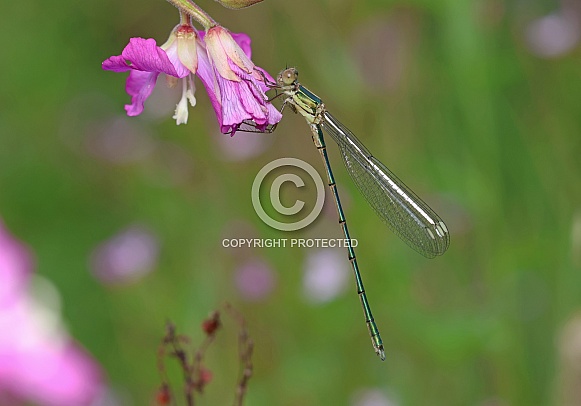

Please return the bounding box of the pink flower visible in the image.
[303,249,349,304]
[90,225,160,285]
[525,10,581,58]
[234,259,276,301]
[102,24,281,134]
[202,26,282,134]
[0,220,103,405]
[0,222,32,307]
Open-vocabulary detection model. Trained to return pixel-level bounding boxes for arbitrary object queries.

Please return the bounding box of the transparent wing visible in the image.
[321,111,449,258]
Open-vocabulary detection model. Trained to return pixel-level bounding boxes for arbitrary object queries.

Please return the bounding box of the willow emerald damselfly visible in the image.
[250,68,450,360]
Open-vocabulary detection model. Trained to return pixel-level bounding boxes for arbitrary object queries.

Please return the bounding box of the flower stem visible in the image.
[166,0,217,30]
[179,10,191,25]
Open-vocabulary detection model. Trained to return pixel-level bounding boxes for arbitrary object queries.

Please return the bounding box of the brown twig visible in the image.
[155,306,254,406]
[225,304,254,406]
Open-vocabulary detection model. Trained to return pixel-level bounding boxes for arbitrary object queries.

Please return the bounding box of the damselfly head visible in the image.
[277,67,299,87]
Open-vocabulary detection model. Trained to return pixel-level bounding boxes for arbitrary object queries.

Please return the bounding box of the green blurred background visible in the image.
[2,0,581,405]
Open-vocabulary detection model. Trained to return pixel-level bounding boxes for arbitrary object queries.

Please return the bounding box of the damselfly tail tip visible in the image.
[377,346,386,361]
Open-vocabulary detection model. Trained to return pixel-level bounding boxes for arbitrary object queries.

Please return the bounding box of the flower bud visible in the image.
[201,311,221,335]
[213,0,264,9]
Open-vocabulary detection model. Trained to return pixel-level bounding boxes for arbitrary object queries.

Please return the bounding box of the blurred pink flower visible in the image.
[85,117,154,164]
[525,10,580,58]
[90,225,159,285]
[303,249,349,304]
[234,259,276,301]
[352,388,398,406]
[351,15,414,92]
[0,222,32,307]
[215,130,272,161]
[0,221,103,405]
[102,24,281,134]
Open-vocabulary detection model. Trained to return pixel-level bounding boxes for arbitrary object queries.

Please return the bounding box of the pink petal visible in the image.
[0,220,103,406]
[230,32,252,58]
[0,299,103,406]
[14,343,102,406]
[199,30,252,58]
[218,76,253,132]
[254,66,277,92]
[205,27,255,81]
[229,62,281,128]
[101,54,134,73]
[205,29,240,82]
[102,38,184,78]
[163,40,193,78]
[124,70,160,116]
[216,28,254,73]
[230,69,268,123]
[195,42,223,126]
[0,221,32,306]
[265,102,282,126]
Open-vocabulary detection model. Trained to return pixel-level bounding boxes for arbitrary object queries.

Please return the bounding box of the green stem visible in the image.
[166,0,218,30]
[179,10,190,25]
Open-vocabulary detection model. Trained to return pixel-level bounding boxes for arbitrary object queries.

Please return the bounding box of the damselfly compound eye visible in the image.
[278,68,298,86]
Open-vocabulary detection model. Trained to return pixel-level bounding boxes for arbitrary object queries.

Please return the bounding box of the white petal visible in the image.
[186,76,196,107]
[172,79,190,125]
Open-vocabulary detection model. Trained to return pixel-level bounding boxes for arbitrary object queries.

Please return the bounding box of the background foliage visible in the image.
[1,0,581,405]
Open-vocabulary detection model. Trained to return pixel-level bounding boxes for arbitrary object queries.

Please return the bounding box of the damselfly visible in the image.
[256,68,449,360]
